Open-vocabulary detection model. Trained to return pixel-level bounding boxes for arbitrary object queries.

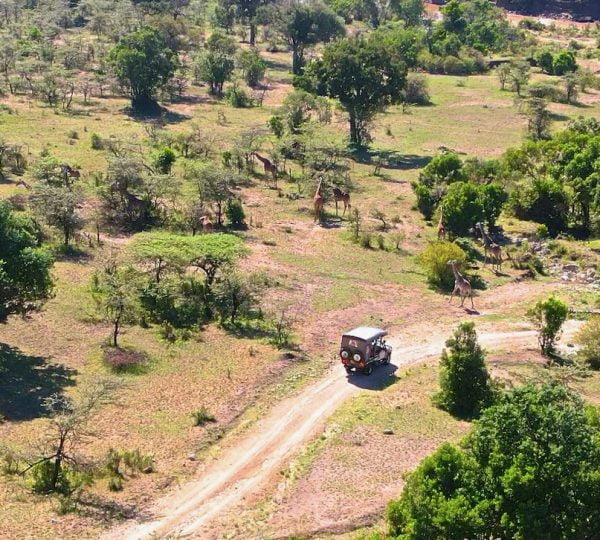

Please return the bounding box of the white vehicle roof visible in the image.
[342,327,387,341]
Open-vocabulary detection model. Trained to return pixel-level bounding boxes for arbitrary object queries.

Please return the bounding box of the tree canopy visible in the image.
[299,34,407,146]
[388,384,600,539]
[0,202,54,321]
[109,27,177,112]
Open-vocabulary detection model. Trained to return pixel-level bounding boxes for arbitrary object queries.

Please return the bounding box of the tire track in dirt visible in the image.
[105,321,581,540]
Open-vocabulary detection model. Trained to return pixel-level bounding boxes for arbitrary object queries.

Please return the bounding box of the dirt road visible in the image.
[106,322,581,540]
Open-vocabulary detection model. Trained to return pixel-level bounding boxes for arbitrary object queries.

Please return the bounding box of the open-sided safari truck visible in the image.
[340,327,392,375]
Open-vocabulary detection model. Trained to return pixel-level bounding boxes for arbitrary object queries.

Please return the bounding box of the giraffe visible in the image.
[437,206,446,240]
[332,187,351,216]
[251,153,277,183]
[313,177,324,223]
[448,260,474,308]
[477,222,502,271]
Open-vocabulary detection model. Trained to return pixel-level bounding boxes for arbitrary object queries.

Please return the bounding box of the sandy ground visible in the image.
[103,320,582,540]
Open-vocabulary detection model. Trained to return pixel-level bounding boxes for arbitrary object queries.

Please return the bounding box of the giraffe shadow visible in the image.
[464,308,480,316]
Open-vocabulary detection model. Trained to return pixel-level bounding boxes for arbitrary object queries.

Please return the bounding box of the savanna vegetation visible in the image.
[1,0,600,537]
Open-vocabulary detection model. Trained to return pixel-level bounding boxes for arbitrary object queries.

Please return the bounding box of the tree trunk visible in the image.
[292,45,304,76]
[64,226,70,246]
[249,22,256,46]
[349,112,360,146]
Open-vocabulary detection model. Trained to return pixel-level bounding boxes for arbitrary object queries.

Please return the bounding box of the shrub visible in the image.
[67,130,78,140]
[90,133,104,150]
[191,407,216,426]
[527,296,568,355]
[107,475,123,491]
[434,322,497,419]
[237,48,265,87]
[553,51,577,76]
[403,73,430,105]
[152,147,176,174]
[102,347,149,374]
[536,223,549,238]
[29,461,85,495]
[576,317,600,369]
[359,232,372,249]
[225,84,253,108]
[442,182,484,237]
[412,183,436,220]
[528,81,563,102]
[443,56,468,76]
[376,234,385,250]
[418,241,467,290]
[225,199,245,227]
[453,237,479,262]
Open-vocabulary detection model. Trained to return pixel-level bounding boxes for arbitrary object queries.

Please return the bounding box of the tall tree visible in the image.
[299,35,407,146]
[109,27,177,113]
[220,0,270,46]
[264,0,345,75]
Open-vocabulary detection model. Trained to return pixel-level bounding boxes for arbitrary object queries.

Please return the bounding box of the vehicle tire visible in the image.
[384,354,391,365]
[363,364,373,375]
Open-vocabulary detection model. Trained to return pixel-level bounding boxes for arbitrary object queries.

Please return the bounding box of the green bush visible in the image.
[403,73,430,105]
[90,133,104,150]
[434,322,497,419]
[442,182,484,237]
[107,475,123,492]
[225,84,253,108]
[29,461,88,495]
[418,241,467,290]
[576,317,600,369]
[225,199,245,227]
[192,407,216,426]
[360,232,372,249]
[152,147,176,174]
[527,296,568,355]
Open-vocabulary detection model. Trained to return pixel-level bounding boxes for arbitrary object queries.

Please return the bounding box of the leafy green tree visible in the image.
[388,384,600,539]
[441,181,484,236]
[300,35,407,146]
[479,183,507,227]
[535,49,554,74]
[109,27,177,112]
[0,202,53,320]
[152,147,176,174]
[563,73,579,104]
[214,271,265,324]
[526,97,552,140]
[278,89,330,133]
[225,199,246,228]
[129,231,193,282]
[195,33,236,97]
[553,50,577,76]
[508,58,530,96]
[496,63,511,90]
[237,48,266,87]
[509,177,569,235]
[265,0,345,75]
[527,295,568,355]
[419,152,464,187]
[31,184,84,246]
[220,0,272,45]
[92,261,142,348]
[434,322,496,419]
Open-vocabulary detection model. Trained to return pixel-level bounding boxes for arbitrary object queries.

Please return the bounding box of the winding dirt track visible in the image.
[105,322,580,540]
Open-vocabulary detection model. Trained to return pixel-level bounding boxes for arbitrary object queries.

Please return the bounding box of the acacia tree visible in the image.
[220,0,271,46]
[20,379,120,494]
[31,184,84,246]
[109,27,177,112]
[92,261,141,348]
[0,202,54,321]
[264,0,345,75]
[300,35,407,146]
[527,295,568,356]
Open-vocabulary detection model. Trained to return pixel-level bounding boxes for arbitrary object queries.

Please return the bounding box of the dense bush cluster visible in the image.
[388,383,600,538]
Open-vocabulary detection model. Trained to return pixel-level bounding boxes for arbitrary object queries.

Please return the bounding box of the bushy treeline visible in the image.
[413,117,600,239]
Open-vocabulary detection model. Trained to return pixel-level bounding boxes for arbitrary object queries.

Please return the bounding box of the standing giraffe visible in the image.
[448,260,474,308]
[251,153,277,183]
[477,222,502,271]
[313,177,324,223]
[437,206,446,240]
[332,187,351,216]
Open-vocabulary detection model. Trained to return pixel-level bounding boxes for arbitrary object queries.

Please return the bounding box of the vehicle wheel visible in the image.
[384,354,391,365]
[363,364,373,375]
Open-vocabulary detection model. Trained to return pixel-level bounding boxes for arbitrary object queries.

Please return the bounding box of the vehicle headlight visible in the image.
[341,351,349,359]
[353,354,361,362]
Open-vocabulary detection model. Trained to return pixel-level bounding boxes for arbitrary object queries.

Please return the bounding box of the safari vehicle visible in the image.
[340,327,392,375]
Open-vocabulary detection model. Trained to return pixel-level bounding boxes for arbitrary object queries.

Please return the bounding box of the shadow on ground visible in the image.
[0,343,77,421]
[346,362,398,390]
